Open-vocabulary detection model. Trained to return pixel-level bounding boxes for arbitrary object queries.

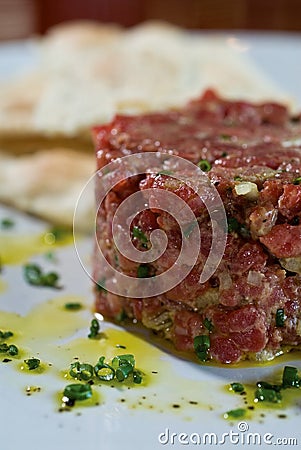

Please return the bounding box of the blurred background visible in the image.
[0,0,301,41]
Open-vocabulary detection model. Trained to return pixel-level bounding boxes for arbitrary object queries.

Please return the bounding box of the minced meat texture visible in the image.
[93,89,301,364]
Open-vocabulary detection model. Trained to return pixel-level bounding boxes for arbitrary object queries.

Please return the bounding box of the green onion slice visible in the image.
[70,362,94,381]
[254,387,282,403]
[276,308,286,327]
[133,370,143,384]
[94,357,115,381]
[282,366,300,388]
[88,318,100,339]
[116,363,133,382]
[63,383,92,401]
[197,159,211,172]
[193,335,210,361]
[112,354,135,369]
[132,226,148,244]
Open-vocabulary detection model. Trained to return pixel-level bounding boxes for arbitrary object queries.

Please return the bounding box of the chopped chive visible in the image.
[23,263,60,289]
[0,330,13,340]
[95,277,107,292]
[8,344,18,356]
[133,369,143,384]
[132,226,148,244]
[230,382,245,393]
[220,134,231,141]
[24,358,40,370]
[256,381,282,392]
[254,387,282,403]
[193,335,210,361]
[69,362,94,381]
[276,308,286,327]
[116,363,133,382]
[64,302,82,311]
[227,217,250,238]
[293,177,301,185]
[137,264,150,278]
[227,217,240,233]
[224,408,246,419]
[157,170,173,176]
[203,318,213,332]
[197,159,211,172]
[94,357,115,381]
[282,366,300,388]
[0,343,18,356]
[0,343,9,353]
[0,218,14,229]
[47,226,70,241]
[112,354,135,369]
[234,176,243,181]
[183,221,198,238]
[88,318,100,339]
[63,383,92,401]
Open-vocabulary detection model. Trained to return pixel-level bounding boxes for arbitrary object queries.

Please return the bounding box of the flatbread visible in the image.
[0,149,94,231]
[0,21,295,146]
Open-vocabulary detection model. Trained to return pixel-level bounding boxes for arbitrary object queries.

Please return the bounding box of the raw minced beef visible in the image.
[93,89,301,364]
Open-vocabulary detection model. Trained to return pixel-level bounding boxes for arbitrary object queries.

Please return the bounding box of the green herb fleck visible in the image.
[64,302,82,311]
[282,366,300,388]
[220,134,231,141]
[0,330,13,340]
[227,217,250,238]
[47,226,70,241]
[254,386,282,403]
[137,264,150,278]
[63,383,92,401]
[69,362,94,381]
[230,382,245,393]
[157,170,173,176]
[203,318,213,332]
[193,335,210,361]
[183,221,198,238]
[95,277,107,292]
[94,356,115,381]
[224,408,246,419]
[88,318,100,339]
[132,226,148,245]
[293,177,301,185]
[24,358,40,370]
[23,263,60,289]
[197,159,211,172]
[234,176,243,181]
[0,218,14,229]
[0,343,18,356]
[276,308,286,327]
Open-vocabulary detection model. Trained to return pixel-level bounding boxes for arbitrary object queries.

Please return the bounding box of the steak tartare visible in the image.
[93,89,301,364]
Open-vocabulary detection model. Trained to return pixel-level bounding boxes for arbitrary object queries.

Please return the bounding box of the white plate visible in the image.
[1,33,301,450]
